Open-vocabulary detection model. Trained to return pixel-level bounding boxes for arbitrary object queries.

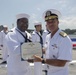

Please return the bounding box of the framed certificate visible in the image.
[21,42,42,60]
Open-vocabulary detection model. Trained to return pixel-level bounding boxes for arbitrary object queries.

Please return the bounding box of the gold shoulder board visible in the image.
[59,32,67,37]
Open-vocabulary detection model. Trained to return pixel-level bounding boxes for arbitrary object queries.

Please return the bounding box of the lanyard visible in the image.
[36,32,43,58]
[16,29,31,43]
[16,29,32,61]
[36,32,43,46]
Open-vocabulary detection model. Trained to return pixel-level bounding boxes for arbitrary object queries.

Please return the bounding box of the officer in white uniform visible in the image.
[33,9,72,75]
[4,13,31,75]
[0,25,8,64]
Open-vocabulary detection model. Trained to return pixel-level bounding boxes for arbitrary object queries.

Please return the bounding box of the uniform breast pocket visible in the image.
[52,46,59,59]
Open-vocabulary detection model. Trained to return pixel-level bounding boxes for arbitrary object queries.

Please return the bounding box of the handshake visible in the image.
[27,55,46,64]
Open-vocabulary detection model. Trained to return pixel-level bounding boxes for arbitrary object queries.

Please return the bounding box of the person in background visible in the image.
[0,25,4,32]
[42,24,51,75]
[31,22,43,75]
[42,24,51,57]
[42,24,50,46]
[0,25,8,64]
[33,9,72,75]
[31,22,43,47]
[4,13,31,75]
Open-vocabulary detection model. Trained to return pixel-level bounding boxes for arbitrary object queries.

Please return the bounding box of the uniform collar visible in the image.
[16,27,26,35]
[34,30,40,33]
[44,29,49,32]
[50,29,61,39]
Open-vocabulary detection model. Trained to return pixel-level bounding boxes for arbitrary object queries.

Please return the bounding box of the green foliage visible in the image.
[62,29,76,34]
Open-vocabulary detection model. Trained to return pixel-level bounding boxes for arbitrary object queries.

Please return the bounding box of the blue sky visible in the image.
[0,0,76,30]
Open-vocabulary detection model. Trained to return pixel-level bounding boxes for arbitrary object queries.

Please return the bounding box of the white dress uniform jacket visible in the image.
[31,30,42,43]
[4,27,31,75]
[45,29,72,75]
[0,30,8,61]
[42,30,50,46]
[31,30,43,75]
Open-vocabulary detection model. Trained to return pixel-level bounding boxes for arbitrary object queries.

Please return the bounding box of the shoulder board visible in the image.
[59,32,67,37]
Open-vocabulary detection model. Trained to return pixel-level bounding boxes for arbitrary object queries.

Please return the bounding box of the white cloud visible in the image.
[0,0,76,30]
[37,8,41,11]
[31,13,37,19]
[59,16,76,29]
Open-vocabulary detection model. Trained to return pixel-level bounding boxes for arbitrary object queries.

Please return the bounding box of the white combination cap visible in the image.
[43,9,61,21]
[16,13,30,20]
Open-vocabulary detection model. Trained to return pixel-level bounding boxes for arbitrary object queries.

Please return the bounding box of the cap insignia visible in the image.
[46,11,51,16]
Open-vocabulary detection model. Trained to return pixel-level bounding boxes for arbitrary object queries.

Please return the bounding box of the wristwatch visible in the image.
[42,59,46,64]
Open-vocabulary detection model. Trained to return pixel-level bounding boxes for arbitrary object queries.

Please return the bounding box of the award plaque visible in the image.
[21,42,42,60]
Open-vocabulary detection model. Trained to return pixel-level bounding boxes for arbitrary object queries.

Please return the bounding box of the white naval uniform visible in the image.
[0,30,8,61]
[42,29,50,46]
[31,30,41,43]
[4,27,31,75]
[45,29,72,75]
[31,30,43,75]
[42,30,50,71]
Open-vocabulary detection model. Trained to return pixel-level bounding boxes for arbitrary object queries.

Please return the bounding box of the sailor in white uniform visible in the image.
[42,24,50,46]
[42,24,50,58]
[0,25,8,64]
[33,9,72,75]
[31,22,43,45]
[4,13,31,75]
[31,22,43,75]
[42,24,51,75]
